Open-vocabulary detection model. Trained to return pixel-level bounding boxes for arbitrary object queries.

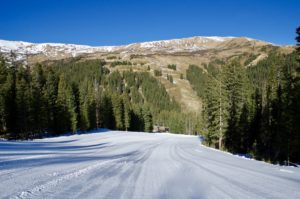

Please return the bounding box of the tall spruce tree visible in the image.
[15,67,33,137]
[101,93,114,129]
[111,93,124,130]
[79,79,96,131]
[122,93,131,131]
[56,74,77,133]
[43,69,58,133]
[143,106,153,132]
[31,64,47,133]
[94,80,102,128]
[0,59,12,134]
[203,76,226,148]
[223,61,245,152]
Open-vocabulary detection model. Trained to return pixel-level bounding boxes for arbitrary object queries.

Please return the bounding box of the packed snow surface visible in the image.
[0,130,299,199]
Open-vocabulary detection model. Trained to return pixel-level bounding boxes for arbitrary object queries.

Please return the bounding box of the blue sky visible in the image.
[0,0,299,46]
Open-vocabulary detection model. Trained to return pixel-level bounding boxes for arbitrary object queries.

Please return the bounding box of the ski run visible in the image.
[0,130,299,199]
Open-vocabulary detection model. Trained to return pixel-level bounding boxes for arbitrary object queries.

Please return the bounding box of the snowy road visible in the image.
[0,131,299,199]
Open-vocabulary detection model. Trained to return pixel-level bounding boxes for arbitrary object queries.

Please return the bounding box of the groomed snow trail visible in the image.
[0,131,299,199]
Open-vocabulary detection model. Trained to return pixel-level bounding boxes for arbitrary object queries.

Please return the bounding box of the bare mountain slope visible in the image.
[0,36,286,62]
[0,37,294,112]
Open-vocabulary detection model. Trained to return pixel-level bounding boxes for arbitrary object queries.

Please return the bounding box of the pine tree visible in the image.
[5,62,16,134]
[296,27,300,47]
[203,79,221,147]
[43,69,58,133]
[79,79,95,131]
[56,74,77,133]
[203,71,227,148]
[101,93,114,129]
[180,73,184,79]
[87,81,96,129]
[31,64,47,133]
[0,59,12,134]
[238,104,250,153]
[223,61,245,152]
[94,80,102,129]
[130,104,144,131]
[15,67,33,137]
[270,85,284,161]
[111,93,124,130]
[122,93,131,131]
[143,106,153,132]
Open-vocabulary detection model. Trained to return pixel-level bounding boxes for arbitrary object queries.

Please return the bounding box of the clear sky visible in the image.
[0,0,299,46]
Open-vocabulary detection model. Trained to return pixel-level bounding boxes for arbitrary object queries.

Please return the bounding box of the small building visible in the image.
[153,125,169,133]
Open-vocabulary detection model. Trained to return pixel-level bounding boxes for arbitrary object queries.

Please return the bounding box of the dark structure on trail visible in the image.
[153,125,169,133]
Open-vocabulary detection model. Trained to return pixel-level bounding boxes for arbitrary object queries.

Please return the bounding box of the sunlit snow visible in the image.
[0,130,299,199]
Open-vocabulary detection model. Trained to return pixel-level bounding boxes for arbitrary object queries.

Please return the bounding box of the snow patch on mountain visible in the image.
[138,36,235,49]
[0,36,262,61]
[0,39,116,59]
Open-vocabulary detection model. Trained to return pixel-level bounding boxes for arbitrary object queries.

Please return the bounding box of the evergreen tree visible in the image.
[15,67,33,137]
[270,85,284,161]
[43,69,58,133]
[130,104,144,131]
[94,80,102,128]
[122,93,131,131]
[0,59,13,134]
[5,62,16,134]
[111,93,124,130]
[296,27,300,46]
[31,64,47,133]
[180,73,184,79]
[203,77,226,148]
[237,104,250,153]
[143,106,153,132]
[79,79,96,131]
[223,61,245,152]
[101,93,114,129]
[56,74,77,133]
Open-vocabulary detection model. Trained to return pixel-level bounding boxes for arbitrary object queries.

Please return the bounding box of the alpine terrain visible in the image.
[0,32,300,199]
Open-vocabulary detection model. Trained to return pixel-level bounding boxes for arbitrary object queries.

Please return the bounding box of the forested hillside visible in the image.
[0,54,204,140]
[187,38,300,163]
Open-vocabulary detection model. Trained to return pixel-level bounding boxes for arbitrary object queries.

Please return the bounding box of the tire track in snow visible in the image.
[1,132,299,199]
[101,142,159,199]
[175,145,276,198]
[181,144,300,196]
[10,158,124,199]
[11,140,161,199]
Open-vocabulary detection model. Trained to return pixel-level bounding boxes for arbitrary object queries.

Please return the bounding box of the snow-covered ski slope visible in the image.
[0,131,299,199]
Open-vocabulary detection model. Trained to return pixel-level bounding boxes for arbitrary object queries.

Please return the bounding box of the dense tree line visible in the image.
[0,57,195,138]
[186,64,212,98]
[110,60,132,67]
[187,32,300,163]
[245,51,300,163]
[0,58,182,138]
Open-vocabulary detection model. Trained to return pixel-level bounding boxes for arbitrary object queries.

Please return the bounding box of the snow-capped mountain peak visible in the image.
[0,36,265,61]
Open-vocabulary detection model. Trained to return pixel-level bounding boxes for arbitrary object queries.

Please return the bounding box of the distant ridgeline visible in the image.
[186,51,300,164]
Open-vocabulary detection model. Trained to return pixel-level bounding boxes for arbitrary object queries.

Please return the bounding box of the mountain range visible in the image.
[0,36,294,112]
